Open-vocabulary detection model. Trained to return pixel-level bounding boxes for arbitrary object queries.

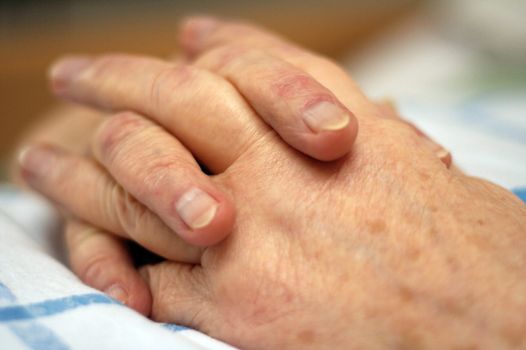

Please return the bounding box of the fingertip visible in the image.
[48,55,93,96]
[178,15,221,57]
[125,276,153,316]
[86,267,153,316]
[104,277,152,316]
[16,143,63,185]
[301,113,358,161]
[97,264,152,315]
[179,190,235,247]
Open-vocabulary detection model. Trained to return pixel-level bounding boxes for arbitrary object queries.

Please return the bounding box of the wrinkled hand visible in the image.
[17,17,451,315]
[18,18,526,350]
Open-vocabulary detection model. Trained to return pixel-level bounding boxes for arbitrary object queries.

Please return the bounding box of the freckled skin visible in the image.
[31,26,526,349]
[29,105,526,349]
[367,219,387,234]
[297,329,316,344]
[144,118,526,350]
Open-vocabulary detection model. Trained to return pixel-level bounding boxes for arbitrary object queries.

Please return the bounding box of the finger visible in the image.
[91,112,236,247]
[17,143,204,259]
[65,220,151,315]
[191,45,358,161]
[139,262,209,328]
[376,99,452,168]
[49,54,268,173]
[180,16,378,122]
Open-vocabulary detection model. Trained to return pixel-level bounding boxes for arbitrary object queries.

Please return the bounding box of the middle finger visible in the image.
[49,54,269,173]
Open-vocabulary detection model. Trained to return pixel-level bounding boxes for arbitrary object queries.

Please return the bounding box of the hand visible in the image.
[16,16,360,313]
[17,15,360,312]
[17,17,451,316]
[24,18,525,350]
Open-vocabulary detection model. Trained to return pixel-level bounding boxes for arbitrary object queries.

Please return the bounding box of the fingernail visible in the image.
[18,145,58,179]
[185,16,219,41]
[303,101,350,133]
[49,56,92,92]
[104,284,128,305]
[176,187,219,230]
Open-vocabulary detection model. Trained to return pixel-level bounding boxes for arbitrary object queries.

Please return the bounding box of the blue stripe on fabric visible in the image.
[0,293,119,322]
[162,323,189,332]
[0,281,70,350]
[512,187,526,203]
[0,287,190,336]
[9,322,69,350]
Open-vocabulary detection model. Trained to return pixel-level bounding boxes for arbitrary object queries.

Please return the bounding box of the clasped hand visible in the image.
[17,17,526,349]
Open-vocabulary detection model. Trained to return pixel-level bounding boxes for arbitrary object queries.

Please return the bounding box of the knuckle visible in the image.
[93,112,146,163]
[271,71,326,100]
[66,224,118,285]
[140,157,193,196]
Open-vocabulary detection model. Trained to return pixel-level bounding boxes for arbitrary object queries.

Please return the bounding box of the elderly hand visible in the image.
[16,17,451,315]
[19,18,524,350]
[18,16,364,314]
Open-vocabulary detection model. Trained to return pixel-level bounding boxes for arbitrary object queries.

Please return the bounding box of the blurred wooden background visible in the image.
[0,0,419,178]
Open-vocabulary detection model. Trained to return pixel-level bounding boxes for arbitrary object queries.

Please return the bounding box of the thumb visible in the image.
[139,262,210,329]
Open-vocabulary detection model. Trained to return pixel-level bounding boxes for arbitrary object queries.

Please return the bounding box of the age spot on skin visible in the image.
[397,329,423,350]
[439,297,466,318]
[397,285,416,303]
[500,323,526,347]
[452,345,477,350]
[428,227,440,239]
[419,172,430,181]
[405,247,421,261]
[297,329,316,344]
[367,219,387,235]
[446,256,459,272]
[466,234,491,251]
[338,272,350,284]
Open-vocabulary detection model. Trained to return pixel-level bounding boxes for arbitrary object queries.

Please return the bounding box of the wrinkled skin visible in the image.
[141,117,526,349]
[17,18,526,350]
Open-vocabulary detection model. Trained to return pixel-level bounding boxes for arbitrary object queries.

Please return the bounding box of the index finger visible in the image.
[181,16,380,122]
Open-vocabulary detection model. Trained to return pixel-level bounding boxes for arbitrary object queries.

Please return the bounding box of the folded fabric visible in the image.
[0,187,236,350]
